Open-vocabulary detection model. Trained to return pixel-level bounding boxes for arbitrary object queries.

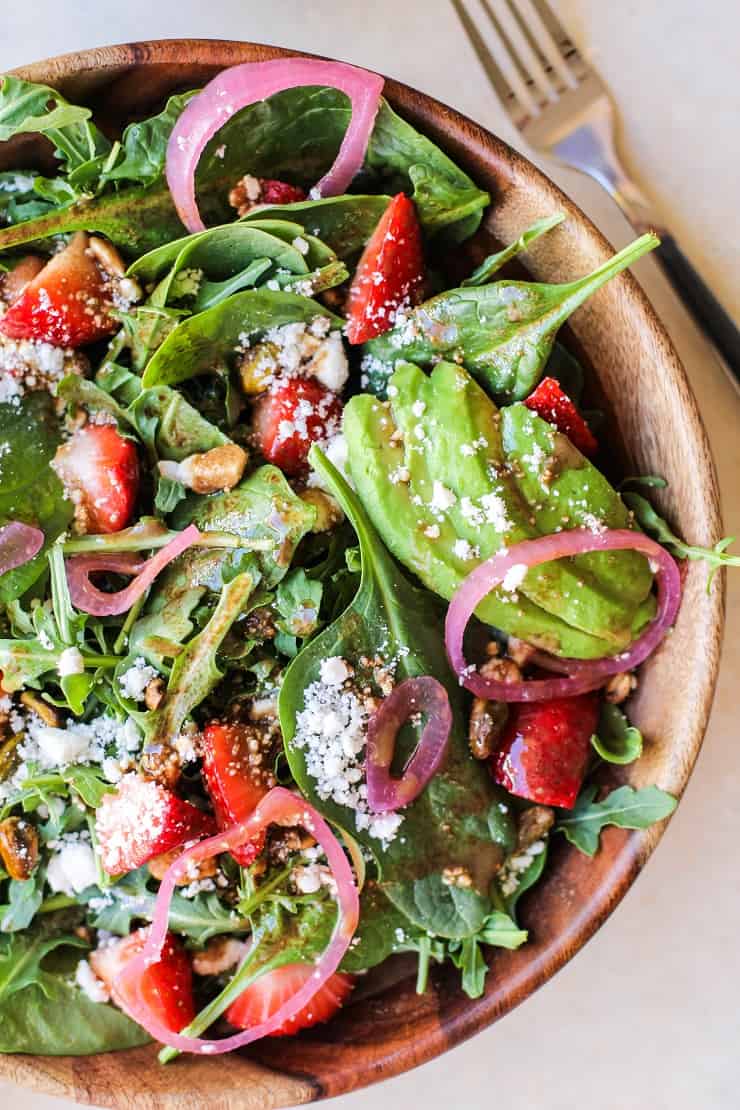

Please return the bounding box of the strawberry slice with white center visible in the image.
[95,774,216,876]
[90,927,196,1032]
[253,377,343,477]
[0,232,117,348]
[226,962,355,1037]
[345,192,425,345]
[52,423,140,535]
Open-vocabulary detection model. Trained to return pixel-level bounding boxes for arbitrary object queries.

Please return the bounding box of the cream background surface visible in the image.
[0,3,738,1108]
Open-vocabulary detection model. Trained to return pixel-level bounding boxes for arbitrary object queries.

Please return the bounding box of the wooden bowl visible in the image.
[1,40,724,1109]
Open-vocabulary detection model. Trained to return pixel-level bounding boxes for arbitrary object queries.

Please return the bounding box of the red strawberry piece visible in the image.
[259,179,307,205]
[252,377,343,477]
[226,962,355,1037]
[52,423,140,534]
[345,192,425,345]
[491,693,599,809]
[201,721,272,866]
[0,232,117,348]
[523,376,598,457]
[90,927,196,1032]
[95,775,216,875]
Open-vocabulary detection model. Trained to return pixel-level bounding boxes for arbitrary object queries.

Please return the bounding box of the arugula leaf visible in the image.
[0,928,148,1054]
[128,584,204,670]
[462,213,565,286]
[557,784,677,857]
[364,233,659,402]
[63,764,113,809]
[591,703,643,765]
[155,476,187,514]
[0,76,111,173]
[0,876,43,932]
[623,491,740,586]
[102,92,196,187]
[127,385,229,462]
[281,448,510,940]
[0,170,56,225]
[0,393,73,602]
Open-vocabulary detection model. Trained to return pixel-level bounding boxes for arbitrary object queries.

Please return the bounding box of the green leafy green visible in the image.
[141,289,341,389]
[102,92,195,188]
[557,784,677,857]
[241,195,390,260]
[623,491,740,586]
[0,75,111,174]
[344,360,655,659]
[0,393,73,602]
[591,703,643,765]
[0,877,43,932]
[364,233,659,402]
[0,929,149,1054]
[462,213,565,286]
[281,448,510,940]
[275,568,323,645]
[128,385,229,461]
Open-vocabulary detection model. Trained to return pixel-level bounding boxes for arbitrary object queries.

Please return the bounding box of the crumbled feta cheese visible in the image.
[424,524,441,539]
[75,959,110,1003]
[46,840,98,895]
[411,400,426,417]
[292,235,310,255]
[35,725,91,766]
[308,331,348,392]
[430,481,456,513]
[58,646,84,677]
[118,656,158,703]
[320,657,351,686]
[501,563,528,592]
[480,491,511,533]
[453,538,478,561]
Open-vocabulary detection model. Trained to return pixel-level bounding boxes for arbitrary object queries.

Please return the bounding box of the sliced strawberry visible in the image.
[52,423,139,534]
[259,179,307,205]
[345,192,425,345]
[524,376,598,457]
[90,927,196,1032]
[0,232,116,348]
[1,254,46,305]
[201,721,272,866]
[253,377,343,477]
[226,963,355,1037]
[491,693,599,809]
[95,774,216,875]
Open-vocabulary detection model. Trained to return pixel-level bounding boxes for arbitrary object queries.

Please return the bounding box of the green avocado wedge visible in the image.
[343,361,655,659]
[363,233,659,402]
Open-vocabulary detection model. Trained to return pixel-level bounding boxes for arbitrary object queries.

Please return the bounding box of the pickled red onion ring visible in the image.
[0,521,44,575]
[366,676,452,812]
[114,786,359,1054]
[445,529,681,702]
[166,58,384,233]
[65,524,200,615]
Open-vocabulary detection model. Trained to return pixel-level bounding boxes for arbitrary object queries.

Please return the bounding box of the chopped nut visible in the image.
[147,847,219,884]
[242,606,276,641]
[229,174,263,217]
[479,656,522,684]
[19,691,62,727]
[237,341,279,394]
[0,817,39,880]
[87,236,126,278]
[507,636,538,668]
[140,745,182,789]
[192,937,246,976]
[1,254,45,305]
[159,443,248,494]
[441,865,473,889]
[267,826,316,864]
[485,640,501,657]
[299,488,344,532]
[517,805,554,850]
[468,698,508,759]
[144,676,166,711]
[604,672,637,704]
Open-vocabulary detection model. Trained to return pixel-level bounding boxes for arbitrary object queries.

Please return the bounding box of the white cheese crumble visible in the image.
[57,646,84,677]
[430,481,456,513]
[46,839,98,896]
[75,959,110,1003]
[501,563,528,592]
[453,538,479,561]
[424,524,441,539]
[118,656,158,703]
[320,657,352,686]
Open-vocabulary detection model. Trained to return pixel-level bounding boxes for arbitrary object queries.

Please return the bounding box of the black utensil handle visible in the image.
[654,234,740,380]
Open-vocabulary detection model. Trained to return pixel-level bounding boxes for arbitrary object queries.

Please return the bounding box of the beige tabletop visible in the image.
[1,2,739,1108]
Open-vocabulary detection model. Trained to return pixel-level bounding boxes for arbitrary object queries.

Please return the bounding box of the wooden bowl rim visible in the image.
[1,38,725,1108]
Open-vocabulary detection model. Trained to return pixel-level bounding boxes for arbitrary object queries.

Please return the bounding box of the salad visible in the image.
[0,56,733,1059]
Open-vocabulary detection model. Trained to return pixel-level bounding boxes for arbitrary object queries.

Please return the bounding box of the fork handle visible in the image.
[649,232,740,380]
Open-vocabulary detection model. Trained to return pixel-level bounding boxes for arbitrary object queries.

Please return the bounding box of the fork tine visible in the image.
[460,0,542,119]
[489,0,558,104]
[511,0,578,90]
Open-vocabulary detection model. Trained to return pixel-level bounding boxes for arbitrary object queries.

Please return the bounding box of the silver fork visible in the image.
[453,0,740,382]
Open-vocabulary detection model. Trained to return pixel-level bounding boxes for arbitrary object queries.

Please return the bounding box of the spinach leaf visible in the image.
[275,568,323,644]
[57,373,133,428]
[364,233,659,402]
[0,876,43,932]
[557,784,677,857]
[241,195,390,260]
[623,491,740,586]
[591,703,643,765]
[127,385,229,461]
[0,170,56,225]
[102,92,196,188]
[462,213,565,286]
[281,448,510,940]
[141,290,342,389]
[0,929,149,1054]
[0,75,111,174]
[344,360,655,660]
[0,392,73,602]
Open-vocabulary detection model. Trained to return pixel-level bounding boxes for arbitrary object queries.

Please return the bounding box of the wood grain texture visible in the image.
[1,39,725,1109]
